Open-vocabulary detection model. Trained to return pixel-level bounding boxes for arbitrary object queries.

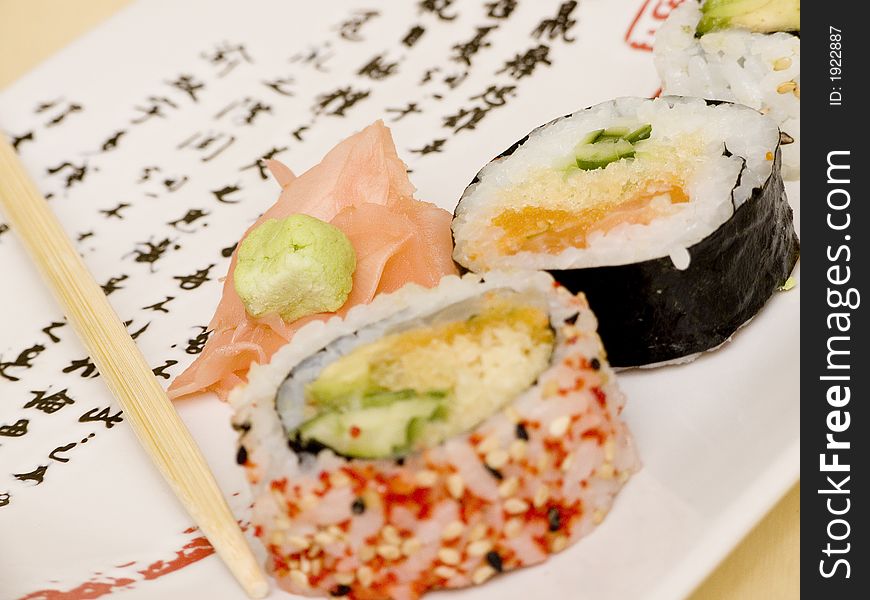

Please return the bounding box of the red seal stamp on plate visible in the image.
[625,0,685,52]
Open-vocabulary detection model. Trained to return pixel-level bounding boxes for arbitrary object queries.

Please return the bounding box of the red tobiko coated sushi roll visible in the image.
[229,271,638,599]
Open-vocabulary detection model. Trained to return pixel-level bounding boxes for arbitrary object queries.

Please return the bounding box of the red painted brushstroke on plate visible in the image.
[18,533,215,599]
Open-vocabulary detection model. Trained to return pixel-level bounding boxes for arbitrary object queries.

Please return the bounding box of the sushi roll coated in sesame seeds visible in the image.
[229,271,638,599]
[452,96,799,368]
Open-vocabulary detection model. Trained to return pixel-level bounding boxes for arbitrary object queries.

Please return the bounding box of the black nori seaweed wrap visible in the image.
[453,105,800,367]
[555,149,798,366]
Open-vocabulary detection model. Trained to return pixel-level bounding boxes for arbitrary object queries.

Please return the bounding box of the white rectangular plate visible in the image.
[0,1,798,599]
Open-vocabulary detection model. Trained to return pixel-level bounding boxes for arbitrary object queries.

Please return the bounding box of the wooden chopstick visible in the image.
[0,138,269,598]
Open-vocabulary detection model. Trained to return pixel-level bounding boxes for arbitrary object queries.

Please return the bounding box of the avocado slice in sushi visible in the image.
[291,292,554,458]
[697,0,800,35]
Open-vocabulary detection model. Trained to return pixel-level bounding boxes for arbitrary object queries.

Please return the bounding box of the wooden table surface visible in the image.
[0,1,799,598]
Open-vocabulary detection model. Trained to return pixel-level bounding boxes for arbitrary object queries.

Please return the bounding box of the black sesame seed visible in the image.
[351,497,366,515]
[235,445,248,465]
[547,507,561,532]
[331,584,352,597]
[232,421,252,432]
[485,465,504,480]
[515,422,529,441]
[287,433,328,457]
[395,457,406,466]
[564,313,579,325]
[485,550,504,572]
[590,357,601,371]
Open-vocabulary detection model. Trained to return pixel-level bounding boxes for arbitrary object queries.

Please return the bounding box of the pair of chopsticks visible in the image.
[0,137,269,598]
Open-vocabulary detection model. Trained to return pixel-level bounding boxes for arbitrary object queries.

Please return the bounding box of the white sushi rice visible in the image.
[452,96,780,272]
[654,1,800,178]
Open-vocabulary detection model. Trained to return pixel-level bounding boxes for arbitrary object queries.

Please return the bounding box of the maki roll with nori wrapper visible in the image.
[230,271,638,599]
[452,96,799,367]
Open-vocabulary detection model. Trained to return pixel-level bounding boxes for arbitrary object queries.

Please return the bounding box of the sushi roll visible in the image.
[230,271,637,599]
[452,96,799,367]
[654,0,800,178]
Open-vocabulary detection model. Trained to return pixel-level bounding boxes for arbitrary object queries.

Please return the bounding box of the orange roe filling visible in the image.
[491,181,689,255]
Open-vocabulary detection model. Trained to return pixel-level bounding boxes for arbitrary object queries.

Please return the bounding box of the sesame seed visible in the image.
[290,569,310,588]
[560,455,574,472]
[331,584,352,597]
[356,566,374,587]
[381,525,401,546]
[358,544,376,562]
[793,86,800,98]
[415,469,438,487]
[327,525,343,538]
[773,57,792,71]
[435,565,458,579]
[604,439,615,462]
[549,416,571,437]
[514,423,529,441]
[547,507,561,532]
[469,522,488,541]
[597,463,615,479]
[301,494,318,509]
[401,537,422,556]
[300,557,311,573]
[335,572,355,586]
[478,434,500,454]
[485,449,509,470]
[504,498,529,514]
[446,473,465,498]
[311,558,322,576]
[306,544,322,558]
[236,445,248,465]
[468,539,493,557]
[485,464,504,480]
[351,497,366,515]
[269,531,285,546]
[593,509,607,524]
[498,476,519,498]
[442,521,465,541]
[288,535,311,551]
[590,357,601,370]
[536,454,550,471]
[504,518,523,538]
[533,485,550,508]
[543,380,559,397]
[472,565,496,585]
[777,80,797,94]
[505,406,521,423]
[551,535,569,553]
[330,471,350,487]
[485,550,504,572]
[438,547,462,565]
[377,544,401,560]
[314,531,335,546]
[619,470,630,483]
[509,439,527,461]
